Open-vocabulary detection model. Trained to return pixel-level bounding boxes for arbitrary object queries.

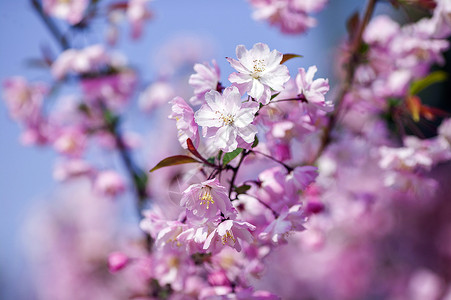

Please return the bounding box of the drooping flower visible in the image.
[227,43,290,104]
[194,86,258,152]
[180,178,236,220]
[296,66,332,112]
[189,60,221,105]
[259,205,306,245]
[204,220,256,252]
[169,96,200,149]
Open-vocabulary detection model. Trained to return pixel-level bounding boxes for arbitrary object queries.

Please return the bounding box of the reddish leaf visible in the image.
[108,2,129,12]
[150,155,200,172]
[281,54,303,64]
[346,11,360,42]
[186,138,205,161]
[406,95,421,122]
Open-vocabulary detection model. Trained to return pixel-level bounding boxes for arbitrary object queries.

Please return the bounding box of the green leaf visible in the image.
[281,54,303,64]
[150,155,200,172]
[235,184,251,195]
[270,92,281,101]
[223,148,243,166]
[252,135,259,148]
[410,71,448,96]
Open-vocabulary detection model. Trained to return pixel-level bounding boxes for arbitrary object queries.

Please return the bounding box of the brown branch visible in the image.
[311,0,378,163]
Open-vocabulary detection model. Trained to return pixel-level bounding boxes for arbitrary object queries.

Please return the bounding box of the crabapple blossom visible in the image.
[204,220,256,253]
[2,77,47,122]
[93,170,127,198]
[296,66,332,112]
[249,0,327,35]
[7,0,451,298]
[259,205,306,244]
[227,43,290,104]
[51,45,110,80]
[169,96,200,148]
[53,126,87,157]
[189,60,221,105]
[43,0,88,25]
[127,0,152,39]
[180,178,236,220]
[194,86,259,152]
[286,165,318,191]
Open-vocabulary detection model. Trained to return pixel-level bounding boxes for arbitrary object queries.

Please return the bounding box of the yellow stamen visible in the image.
[199,186,215,209]
[215,111,234,126]
[253,59,266,73]
[221,230,236,245]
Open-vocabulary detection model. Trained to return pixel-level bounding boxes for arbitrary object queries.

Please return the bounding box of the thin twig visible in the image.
[30,0,70,50]
[311,0,378,163]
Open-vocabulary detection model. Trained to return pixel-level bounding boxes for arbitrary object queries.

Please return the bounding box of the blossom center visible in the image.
[215,111,235,126]
[221,230,236,245]
[199,186,215,209]
[252,59,266,78]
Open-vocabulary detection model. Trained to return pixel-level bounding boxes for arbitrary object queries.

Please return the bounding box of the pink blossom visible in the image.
[80,70,137,111]
[259,205,306,244]
[296,66,332,112]
[438,118,451,144]
[139,81,175,112]
[176,225,212,254]
[194,86,258,152]
[204,220,256,252]
[180,178,235,220]
[189,60,221,105]
[53,126,87,157]
[53,159,94,181]
[286,165,318,191]
[94,170,127,197]
[108,252,130,272]
[169,97,200,149]
[51,45,110,80]
[127,0,152,39]
[43,0,88,25]
[249,0,327,35]
[2,77,47,122]
[363,15,400,46]
[155,221,187,249]
[227,43,290,104]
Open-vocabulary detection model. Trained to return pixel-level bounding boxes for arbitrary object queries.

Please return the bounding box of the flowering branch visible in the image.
[312,0,378,162]
[31,0,150,217]
[30,0,70,50]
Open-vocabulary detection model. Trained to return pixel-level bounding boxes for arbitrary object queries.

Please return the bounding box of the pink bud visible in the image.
[108,252,129,272]
[208,270,231,287]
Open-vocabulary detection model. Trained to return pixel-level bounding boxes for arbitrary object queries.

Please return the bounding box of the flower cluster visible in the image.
[248,0,328,34]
